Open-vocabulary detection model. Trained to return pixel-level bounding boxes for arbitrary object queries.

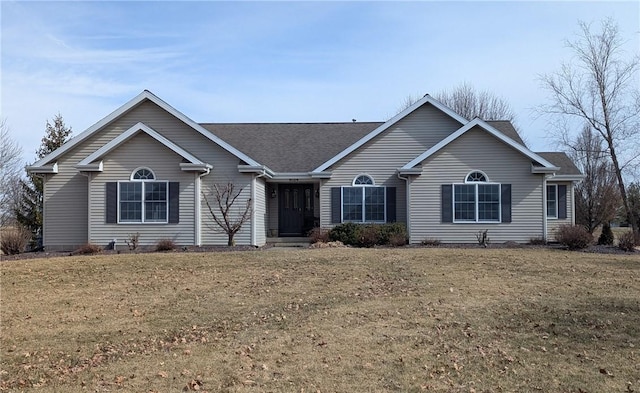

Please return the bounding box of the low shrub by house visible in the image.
[555,224,593,250]
[155,239,176,252]
[308,227,330,244]
[328,223,407,247]
[74,243,103,255]
[0,226,31,255]
[617,231,638,252]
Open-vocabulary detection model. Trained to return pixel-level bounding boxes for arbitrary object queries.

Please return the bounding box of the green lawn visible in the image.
[1,248,638,392]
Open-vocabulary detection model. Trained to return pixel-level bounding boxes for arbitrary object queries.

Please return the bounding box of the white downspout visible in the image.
[397,172,411,244]
[570,182,576,225]
[542,175,548,240]
[195,168,211,246]
[251,170,268,247]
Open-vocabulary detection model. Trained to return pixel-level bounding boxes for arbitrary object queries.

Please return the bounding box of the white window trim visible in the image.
[452,182,502,223]
[352,174,375,186]
[546,184,558,219]
[131,167,156,181]
[340,186,387,224]
[117,180,169,224]
[464,170,489,183]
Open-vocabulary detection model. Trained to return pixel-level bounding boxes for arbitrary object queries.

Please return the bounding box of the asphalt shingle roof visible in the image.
[485,120,526,146]
[201,119,580,175]
[535,152,582,176]
[201,122,382,172]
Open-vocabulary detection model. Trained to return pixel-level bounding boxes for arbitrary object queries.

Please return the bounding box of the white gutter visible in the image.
[195,167,211,246]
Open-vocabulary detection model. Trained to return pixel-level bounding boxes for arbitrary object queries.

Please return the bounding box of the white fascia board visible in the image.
[75,161,104,172]
[309,171,332,179]
[402,118,559,170]
[77,122,208,169]
[237,165,274,177]
[34,90,262,168]
[548,174,586,181]
[179,163,213,172]
[312,94,468,173]
[26,162,58,174]
[397,167,422,175]
[531,164,560,174]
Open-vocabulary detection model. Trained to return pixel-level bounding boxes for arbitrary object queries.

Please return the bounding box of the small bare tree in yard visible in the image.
[571,125,620,233]
[539,19,640,234]
[202,183,252,246]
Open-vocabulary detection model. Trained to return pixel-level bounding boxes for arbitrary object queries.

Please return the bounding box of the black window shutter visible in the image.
[501,184,512,223]
[441,185,453,223]
[106,182,118,223]
[558,184,567,219]
[386,187,396,223]
[331,187,342,224]
[169,182,180,224]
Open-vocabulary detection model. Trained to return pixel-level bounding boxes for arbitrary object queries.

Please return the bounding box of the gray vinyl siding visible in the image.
[320,103,462,227]
[254,178,267,246]
[410,127,545,243]
[42,169,88,250]
[43,99,254,248]
[547,181,573,240]
[90,133,195,247]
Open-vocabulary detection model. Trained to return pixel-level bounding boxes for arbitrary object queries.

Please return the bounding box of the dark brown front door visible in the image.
[278,184,314,236]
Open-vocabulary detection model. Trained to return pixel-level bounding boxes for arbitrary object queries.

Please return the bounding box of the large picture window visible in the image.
[119,168,168,223]
[453,171,500,223]
[342,175,386,223]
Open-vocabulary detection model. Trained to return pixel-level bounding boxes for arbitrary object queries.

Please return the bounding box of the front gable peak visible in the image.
[28,90,262,173]
[311,94,468,173]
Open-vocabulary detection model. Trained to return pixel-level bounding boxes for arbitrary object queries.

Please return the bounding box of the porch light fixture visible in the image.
[315,189,319,198]
[271,188,277,199]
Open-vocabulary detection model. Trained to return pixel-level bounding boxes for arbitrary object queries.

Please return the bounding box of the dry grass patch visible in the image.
[1,248,639,392]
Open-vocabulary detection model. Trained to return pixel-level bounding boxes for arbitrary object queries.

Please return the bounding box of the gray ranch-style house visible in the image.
[28,90,583,250]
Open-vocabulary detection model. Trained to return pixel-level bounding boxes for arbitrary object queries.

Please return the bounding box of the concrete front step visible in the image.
[267,237,311,247]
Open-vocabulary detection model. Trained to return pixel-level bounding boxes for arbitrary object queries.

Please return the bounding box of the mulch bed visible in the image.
[2,242,635,263]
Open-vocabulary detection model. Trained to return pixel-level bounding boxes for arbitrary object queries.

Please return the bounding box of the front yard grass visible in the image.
[1,248,638,392]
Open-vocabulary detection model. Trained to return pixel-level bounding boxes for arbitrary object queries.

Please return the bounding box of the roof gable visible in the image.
[76,122,210,171]
[311,94,468,173]
[402,118,558,170]
[29,90,261,171]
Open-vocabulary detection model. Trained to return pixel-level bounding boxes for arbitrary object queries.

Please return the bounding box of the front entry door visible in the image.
[278,184,314,236]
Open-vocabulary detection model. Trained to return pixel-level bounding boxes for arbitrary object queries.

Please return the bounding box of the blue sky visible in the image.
[2,1,639,166]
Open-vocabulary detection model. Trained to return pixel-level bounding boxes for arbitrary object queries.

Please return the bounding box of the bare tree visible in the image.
[395,84,521,139]
[435,82,517,122]
[0,119,24,226]
[570,125,620,233]
[202,183,252,246]
[539,18,640,234]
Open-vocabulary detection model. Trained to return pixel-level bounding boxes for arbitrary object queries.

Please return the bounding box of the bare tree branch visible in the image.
[539,18,640,233]
[202,182,252,246]
[0,119,24,226]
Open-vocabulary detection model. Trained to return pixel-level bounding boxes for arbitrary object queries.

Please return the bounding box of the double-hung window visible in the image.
[546,185,558,218]
[342,175,386,223]
[453,171,500,222]
[119,168,168,223]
